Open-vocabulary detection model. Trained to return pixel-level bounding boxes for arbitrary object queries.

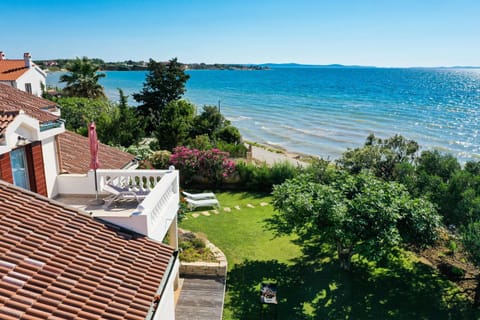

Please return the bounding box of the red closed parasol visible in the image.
[88,122,103,204]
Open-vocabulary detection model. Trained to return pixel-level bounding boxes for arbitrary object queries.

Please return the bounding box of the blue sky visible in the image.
[1,0,479,67]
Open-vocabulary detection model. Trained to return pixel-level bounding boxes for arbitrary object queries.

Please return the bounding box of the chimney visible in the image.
[0,52,5,61]
[24,52,32,68]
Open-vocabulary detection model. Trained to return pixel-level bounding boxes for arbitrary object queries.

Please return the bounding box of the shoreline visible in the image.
[46,69,480,163]
[246,141,315,167]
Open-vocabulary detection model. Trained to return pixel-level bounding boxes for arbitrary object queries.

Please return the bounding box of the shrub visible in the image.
[216,125,242,144]
[119,144,153,161]
[178,232,216,262]
[170,146,235,187]
[149,150,172,169]
[215,140,247,158]
[448,240,458,256]
[236,161,301,192]
[188,134,213,150]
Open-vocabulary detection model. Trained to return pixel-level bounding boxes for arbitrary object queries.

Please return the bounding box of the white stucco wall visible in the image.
[15,67,46,97]
[42,136,60,197]
[153,258,179,320]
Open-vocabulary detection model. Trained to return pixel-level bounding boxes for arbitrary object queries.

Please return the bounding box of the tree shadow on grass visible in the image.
[226,244,478,320]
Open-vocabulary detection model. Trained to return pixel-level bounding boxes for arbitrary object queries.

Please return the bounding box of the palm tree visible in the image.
[60,57,106,99]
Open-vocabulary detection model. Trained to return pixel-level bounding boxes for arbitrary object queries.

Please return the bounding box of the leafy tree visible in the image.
[217,125,242,145]
[416,150,461,182]
[404,150,472,226]
[465,161,480,176]
[133,58,190,133]
[59,57,106,98]
[192,105,229,138]
[271,171,441,270]
[55,97,114,138]
[55,94,143,148]
[154,100,195,150]
[462,222,480,306]
[338,134,419,180]
[105,89,145,147]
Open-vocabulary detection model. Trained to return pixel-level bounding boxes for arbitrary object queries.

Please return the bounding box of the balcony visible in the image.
[55,168,179,243]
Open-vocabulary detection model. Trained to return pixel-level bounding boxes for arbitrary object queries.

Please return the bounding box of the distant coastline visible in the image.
[35,59,268,72]
[37,59,480,72]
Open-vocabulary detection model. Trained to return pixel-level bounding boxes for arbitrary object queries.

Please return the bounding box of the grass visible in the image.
[179,192,478,320]
[180,192,301,268]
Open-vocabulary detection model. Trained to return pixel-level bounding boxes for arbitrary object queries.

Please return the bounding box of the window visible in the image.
[10,147,30,190]
[25,83,32,94]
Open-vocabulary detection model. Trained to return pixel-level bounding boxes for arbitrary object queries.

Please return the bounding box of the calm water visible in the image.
[47,68,480,162]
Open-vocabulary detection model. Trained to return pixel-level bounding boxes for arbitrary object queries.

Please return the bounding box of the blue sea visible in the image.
[47,67,480,162]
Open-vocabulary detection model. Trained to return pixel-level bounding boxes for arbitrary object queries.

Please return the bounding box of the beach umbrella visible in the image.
[89,122,103,204]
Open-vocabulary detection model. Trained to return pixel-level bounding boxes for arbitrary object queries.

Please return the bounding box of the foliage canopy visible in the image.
[59,57,106,99]
[271,171,441,270]
[133,58,190,134]
[55,93,143,147]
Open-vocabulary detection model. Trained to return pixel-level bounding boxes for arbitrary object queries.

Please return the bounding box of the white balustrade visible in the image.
[137,172,179,227]
[97,169,167,192]
[56,168,179,242]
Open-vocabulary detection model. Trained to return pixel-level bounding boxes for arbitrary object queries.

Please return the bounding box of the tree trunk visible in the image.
[337,243,353,271]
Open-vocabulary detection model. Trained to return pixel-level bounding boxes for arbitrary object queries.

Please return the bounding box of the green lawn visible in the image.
[180,192,301,268]
[179,192,477,320]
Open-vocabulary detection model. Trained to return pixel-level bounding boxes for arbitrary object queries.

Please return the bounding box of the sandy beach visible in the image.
[248,143,309,167]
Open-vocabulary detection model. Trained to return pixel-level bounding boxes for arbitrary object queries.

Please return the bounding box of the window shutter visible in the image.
[0,153,14,183]
[26,141,48,196]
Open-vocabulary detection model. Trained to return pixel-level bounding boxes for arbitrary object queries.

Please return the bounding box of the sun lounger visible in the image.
[102,184,150,208]
[185,197,220,209]
[182,191,216,200]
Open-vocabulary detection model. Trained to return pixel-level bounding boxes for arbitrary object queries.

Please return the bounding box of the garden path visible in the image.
[175,276,226,320]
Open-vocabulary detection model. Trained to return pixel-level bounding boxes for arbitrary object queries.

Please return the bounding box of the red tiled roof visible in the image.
[0,181,175,320]
[0,83,59,124]
[57,131,136,174]
[0,60,30,81]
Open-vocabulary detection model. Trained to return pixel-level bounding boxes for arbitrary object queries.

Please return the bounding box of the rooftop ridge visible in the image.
[0,66,27,74]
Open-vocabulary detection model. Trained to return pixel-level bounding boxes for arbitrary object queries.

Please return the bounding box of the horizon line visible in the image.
[35,58,480,69]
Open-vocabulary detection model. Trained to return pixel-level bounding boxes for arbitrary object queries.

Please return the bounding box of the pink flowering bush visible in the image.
[170,146,236,186]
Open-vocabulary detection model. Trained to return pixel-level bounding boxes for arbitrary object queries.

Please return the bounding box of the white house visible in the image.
[0,84,180,319]
[0,52,47,97]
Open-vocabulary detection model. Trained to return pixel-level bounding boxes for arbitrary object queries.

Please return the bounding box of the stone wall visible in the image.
[179,236,227,277]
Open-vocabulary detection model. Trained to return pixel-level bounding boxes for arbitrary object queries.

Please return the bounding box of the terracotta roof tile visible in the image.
[57,130,135,174]
[0,83,59,125]
[0,60,30,81]
[0,181,175,320]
